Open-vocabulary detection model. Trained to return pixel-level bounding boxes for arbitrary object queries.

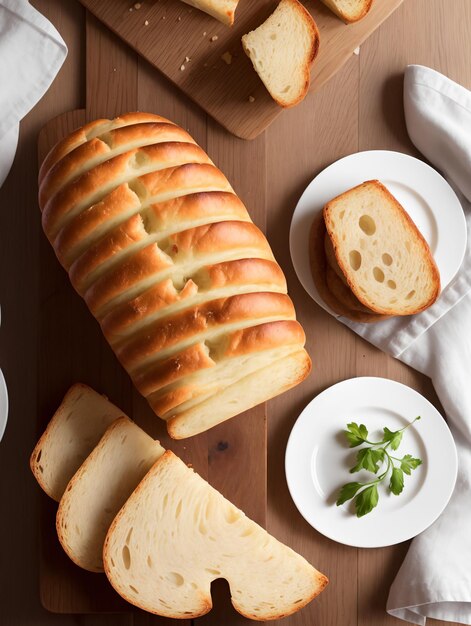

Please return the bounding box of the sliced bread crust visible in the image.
[30,384,124,501]
[319,0,373,23]
[56,417,164,572]
[180,0,239,25]
[242,0,320,107]
[323,180,441,316]
[103,450,328,620]
[309,214,389,323]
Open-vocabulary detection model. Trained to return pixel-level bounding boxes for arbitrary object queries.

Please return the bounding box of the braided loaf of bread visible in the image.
[39,113,311,438]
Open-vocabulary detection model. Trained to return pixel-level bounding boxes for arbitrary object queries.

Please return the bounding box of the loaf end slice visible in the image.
[180,0,239,25]
[56,417,164,572]
[319,0,373,23]
[104,450,327,620]
[166,347,311,438]
[309,214,389,323]
[323,180,440,316]
[30,384,124,501]
[242,0,320,107]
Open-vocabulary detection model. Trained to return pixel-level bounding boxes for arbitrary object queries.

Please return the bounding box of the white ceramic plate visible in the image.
[0,368,8,442]
[290,150,467,317]
[285,377,457,548]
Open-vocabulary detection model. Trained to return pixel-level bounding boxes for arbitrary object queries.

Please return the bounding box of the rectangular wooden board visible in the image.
[36,12,266,624]
[79,0,404,139]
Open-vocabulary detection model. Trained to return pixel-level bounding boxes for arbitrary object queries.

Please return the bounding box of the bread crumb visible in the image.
[180,64,185,71]
[203,31,207,36]
[162,15,166,19]
[248,95,255,103]
[185,56,190,62]
[113,67,117,72]
[221,51,232,65]
[129,7,133,11]
[353,46,360,55]
[144,19,149,25]
[210,35,218,42]
[177,16,182,21]
[134,2,141,8]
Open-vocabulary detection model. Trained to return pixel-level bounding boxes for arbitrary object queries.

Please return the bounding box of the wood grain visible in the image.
[0,1,468,625]
[36,6,267,623]
[78,0,404,139]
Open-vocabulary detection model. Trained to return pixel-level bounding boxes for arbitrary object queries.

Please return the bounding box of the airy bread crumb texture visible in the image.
[323,180,440,316]
[242,0,320,107]
[104,451,328,620]
[319,0,373,23]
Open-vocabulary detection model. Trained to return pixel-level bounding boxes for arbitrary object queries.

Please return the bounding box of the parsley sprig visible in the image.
[336,416,422,517]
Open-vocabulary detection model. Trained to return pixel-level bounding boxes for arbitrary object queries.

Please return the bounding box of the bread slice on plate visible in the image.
[309,214,388,323]
[323,180,440,316]
[181,0,239,25]
[30,384,124,501]
[319,0,373,23]
[104,450,328,620]
[57,417,164,573]
[242,0,320,107]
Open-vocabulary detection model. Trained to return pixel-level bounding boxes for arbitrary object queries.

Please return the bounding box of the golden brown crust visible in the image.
[101,258,287,342]
[137,318,305,398]
[234,571,329,621]
[43,142,212,241]
[320,0,373,23]
[118,292,295,372]
[323,180,441,316]
[39,113,174,186]
[278,0,320,108]
[39,122,196,210]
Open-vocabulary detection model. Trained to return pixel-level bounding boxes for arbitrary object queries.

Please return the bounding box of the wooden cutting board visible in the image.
[79,0,404,139]
[36,12,266,625]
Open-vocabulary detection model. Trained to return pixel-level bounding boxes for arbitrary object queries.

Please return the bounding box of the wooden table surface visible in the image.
[0,1,469,625]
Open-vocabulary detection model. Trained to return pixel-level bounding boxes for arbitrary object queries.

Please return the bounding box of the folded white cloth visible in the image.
[344,65,471,625]
[0,0,67,187]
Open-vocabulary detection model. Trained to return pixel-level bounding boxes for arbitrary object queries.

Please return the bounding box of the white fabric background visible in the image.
[344,65,471,625]
[0,0,67,186]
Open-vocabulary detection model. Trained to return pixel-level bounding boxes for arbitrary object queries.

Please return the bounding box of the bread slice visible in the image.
[242,0,320,107]
[30,384,124,501]
[309,214,389,323]
[57,417,164,572]
[166,347,311,438]
[319,0,373,23]
[104,450,328,620]
[180,0,239,25]
[324,180,440,316]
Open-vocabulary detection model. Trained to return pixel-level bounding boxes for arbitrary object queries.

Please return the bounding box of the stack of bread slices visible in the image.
[310,180,440,322]
[31,384,328,620]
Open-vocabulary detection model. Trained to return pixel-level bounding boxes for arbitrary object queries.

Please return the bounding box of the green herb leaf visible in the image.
[344,422,369,447]
[400,454,423,475]
[383,427,403,450]
[390,467,405,495]
[350,448,385,474]
[354,484,379,517]
[336,482,364,506]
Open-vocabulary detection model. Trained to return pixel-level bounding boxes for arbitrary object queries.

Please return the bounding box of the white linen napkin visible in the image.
[344,65,471,625]
[0,0,67,187]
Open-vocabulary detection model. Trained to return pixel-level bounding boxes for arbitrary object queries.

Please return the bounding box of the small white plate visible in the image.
[285,377,457,548]
[290,150,467,317]
[0,369,8,442]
